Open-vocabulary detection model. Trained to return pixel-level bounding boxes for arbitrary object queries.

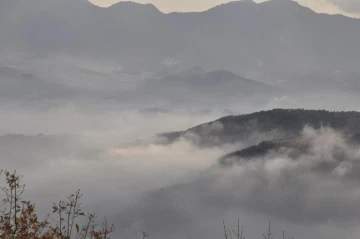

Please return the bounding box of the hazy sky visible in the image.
[90,0,360,17]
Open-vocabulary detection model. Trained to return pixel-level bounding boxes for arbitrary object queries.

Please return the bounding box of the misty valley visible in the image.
[1,0,360,238]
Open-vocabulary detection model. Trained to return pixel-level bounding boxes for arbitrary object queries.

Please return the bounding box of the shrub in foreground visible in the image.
[0,170,114,239]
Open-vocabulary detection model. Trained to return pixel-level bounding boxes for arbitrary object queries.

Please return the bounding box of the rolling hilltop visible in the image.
[161,109,360,146]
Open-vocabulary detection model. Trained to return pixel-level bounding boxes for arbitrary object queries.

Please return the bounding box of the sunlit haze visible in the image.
[90,0,360,17]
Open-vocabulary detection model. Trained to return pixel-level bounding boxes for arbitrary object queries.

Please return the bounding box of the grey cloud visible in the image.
[2,1,360,238]
[109,127,360,239]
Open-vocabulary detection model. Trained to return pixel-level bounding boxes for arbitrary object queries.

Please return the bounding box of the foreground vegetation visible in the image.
[223,220,294,239]
[0,170,114,239]
[0,170,295,239]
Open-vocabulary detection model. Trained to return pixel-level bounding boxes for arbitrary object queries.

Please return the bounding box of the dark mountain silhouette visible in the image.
[161,109,360,146]
[220,138,304,162]
[220,132,360,166]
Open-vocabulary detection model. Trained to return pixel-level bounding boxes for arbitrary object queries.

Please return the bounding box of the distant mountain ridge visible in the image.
[128,67,279,108]
[2,0,360,82]
[147,68,272,89]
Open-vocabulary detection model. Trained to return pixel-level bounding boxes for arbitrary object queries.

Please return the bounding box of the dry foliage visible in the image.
[0,170,115,239]
[1,169,296,239]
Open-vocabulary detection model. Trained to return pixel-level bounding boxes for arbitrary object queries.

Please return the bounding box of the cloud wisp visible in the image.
[106,126,360,238]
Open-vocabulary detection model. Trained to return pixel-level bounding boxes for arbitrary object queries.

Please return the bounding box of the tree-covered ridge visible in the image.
[219,137,312,166]
[215,109,360,133]
[163,109,360,146]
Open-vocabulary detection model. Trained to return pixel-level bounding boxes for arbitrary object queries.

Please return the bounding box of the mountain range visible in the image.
[2,0,360,83]
[127,67,280,108]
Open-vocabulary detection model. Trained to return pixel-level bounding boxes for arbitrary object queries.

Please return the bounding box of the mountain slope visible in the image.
[161,109,360,146]
[220,132,360,165]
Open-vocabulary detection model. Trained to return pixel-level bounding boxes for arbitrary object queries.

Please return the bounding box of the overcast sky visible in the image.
[90,0,360,17]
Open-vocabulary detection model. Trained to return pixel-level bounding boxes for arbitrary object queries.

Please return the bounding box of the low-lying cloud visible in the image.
[1,93,360,239]
[103,126,360,238]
